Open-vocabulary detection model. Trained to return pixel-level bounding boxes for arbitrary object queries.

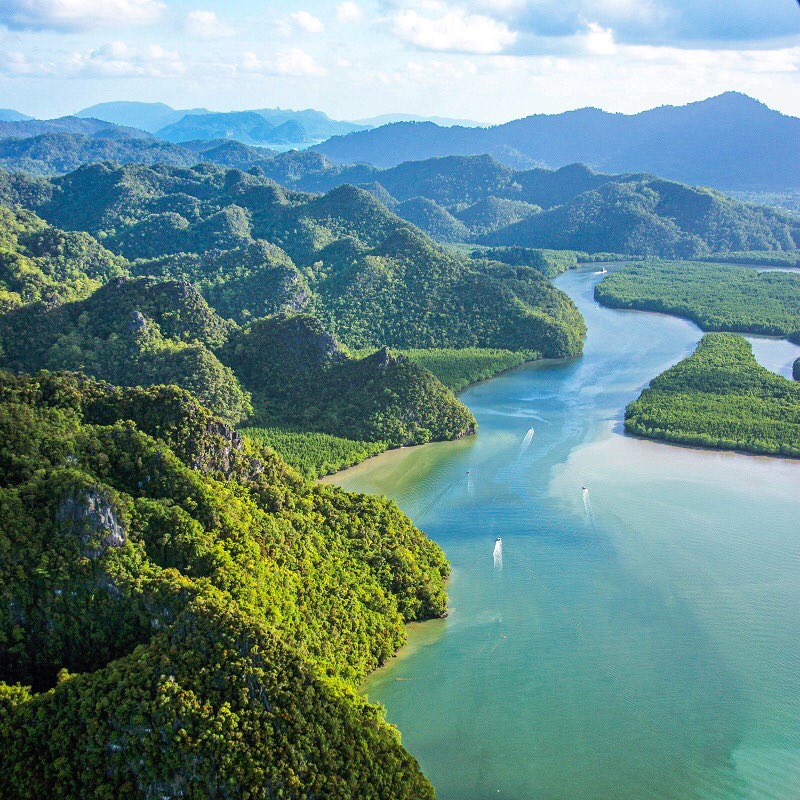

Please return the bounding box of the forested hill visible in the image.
[314,92,800,192]
[252,154,799,258]
[0,369,445,797]
[0,274,477,444]
[0,162,585,356]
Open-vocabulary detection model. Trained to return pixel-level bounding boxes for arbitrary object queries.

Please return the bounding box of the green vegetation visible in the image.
[401,348,539,391]
[2,162,585,356]
[0,277,250,425]
[0,370,446,796]
[696,250,800,268]
[243,427,387,478]
[463,246,582,278]
[482,180,799,258]
[595,261,800,341]
[220,314,477,444]
[625,333,800,456]
[0,278,476,445]
[0,205,126,310]
[394,196,469,243]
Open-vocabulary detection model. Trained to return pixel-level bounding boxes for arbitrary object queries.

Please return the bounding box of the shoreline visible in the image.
[320,353,566,484]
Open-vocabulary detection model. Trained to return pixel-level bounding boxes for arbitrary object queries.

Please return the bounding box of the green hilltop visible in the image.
[0,275,477,442]
[1,162,585,356]
[0,370,444,797]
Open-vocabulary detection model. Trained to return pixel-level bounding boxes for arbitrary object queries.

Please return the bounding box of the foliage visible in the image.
[0,370,448,797]
[0,277,251,425]
[481,179,799,257]
[464,246,582,278]
[625,333,800,456]
[695,250,800,268]
[400,347,539,391]
[0,204,126,309]
[3,162,585,356]
[0,275,477,446]
[220,314,477,445]
[595,260,800,341]
[243,426,387,478]
[394,196,470,243]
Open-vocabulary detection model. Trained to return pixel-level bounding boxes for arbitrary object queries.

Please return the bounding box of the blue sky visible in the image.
[1,0,799,122]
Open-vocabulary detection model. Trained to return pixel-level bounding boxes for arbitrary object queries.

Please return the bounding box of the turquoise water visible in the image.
[331,268,800,800]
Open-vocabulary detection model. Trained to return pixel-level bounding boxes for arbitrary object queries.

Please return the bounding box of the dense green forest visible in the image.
[0,162,585,355]
[596,261,800,340]
[0,204,126,309]
[0,370,446,797]
[481,179,799,258]
[400,347,539,391]
[625,333,800,456]
[243,426,386,478]
[0,278,476,446]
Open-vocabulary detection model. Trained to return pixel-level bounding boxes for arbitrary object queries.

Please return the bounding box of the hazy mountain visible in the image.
[0,109,32,122]
[0,116,152,141]
[76,101,209,132]
[158,107,368,147]
[0,132,202,175]
[357,114,481,128]
[315,93,800,192]
[252,107,367,140]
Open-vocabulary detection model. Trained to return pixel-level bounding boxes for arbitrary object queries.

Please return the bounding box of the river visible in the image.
[329,267,800,800]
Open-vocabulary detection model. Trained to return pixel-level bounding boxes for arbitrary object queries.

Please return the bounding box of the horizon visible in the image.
[1,1,799,123]
[3,89,797,130]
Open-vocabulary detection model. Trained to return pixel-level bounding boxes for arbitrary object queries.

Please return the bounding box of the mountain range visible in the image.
[1,93,798,192]
[315,93,800,192]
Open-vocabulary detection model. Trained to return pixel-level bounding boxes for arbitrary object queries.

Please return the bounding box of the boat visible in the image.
[594,267,608,276]
[495,536,502,544]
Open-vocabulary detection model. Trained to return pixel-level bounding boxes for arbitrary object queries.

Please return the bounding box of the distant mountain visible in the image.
[76,101,209,133]
[0,132,202,175]
[246,153,798,256]
[315,93,800,192]
[0,109,32,122]
[0,116,151,141]
[356,114,481,128]
[252,107,367,140]
[158,107,368,147]
[158,110,276,145]
[479,178,799,258]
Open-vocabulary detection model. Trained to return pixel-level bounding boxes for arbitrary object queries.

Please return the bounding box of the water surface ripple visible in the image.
[331,268,800,800]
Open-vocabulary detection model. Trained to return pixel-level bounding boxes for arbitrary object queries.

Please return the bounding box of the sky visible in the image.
[1,0,799,123]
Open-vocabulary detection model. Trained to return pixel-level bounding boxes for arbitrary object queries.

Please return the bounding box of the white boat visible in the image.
[594,267,608,275]
[495,536,502,544]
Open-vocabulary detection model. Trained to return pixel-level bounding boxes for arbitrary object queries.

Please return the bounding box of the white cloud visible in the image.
[337,2,364,24]
[0,39,185,78]
[391,6,517,54]
[238,48,325,77]
[0,50,55,76]
[577,22,617,56]
[70,41,185,77]
[186,10,235,39]
[289,11,325,34]
[0,0,164,32]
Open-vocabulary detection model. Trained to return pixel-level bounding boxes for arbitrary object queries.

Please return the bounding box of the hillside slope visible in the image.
[2,162,585,356]
[481,180,799,257]
[0,276,476,443]
[314,93,800,192]
[0,369,446,797]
